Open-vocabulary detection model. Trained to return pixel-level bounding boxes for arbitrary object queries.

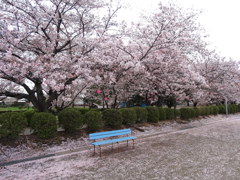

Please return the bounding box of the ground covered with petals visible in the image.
[1,114,240,180]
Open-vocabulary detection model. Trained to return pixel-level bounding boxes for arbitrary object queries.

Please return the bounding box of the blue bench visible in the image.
[89,129,137,157]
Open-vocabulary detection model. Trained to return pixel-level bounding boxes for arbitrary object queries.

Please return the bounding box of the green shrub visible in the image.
[31,112,57,139]
[192,108,200,117]
[235,105,238,112]
[23,110,35,127]
[228,105,232,114]
[212,106,219,115]
[180,108,191,120]
[208,106,213,115]
[205,106,210,116]
[189,108,195,118]
[102,109,123,129]
[77,108,90,115]
[180,108,199,120]
[119,108,137,126]
[85,111,104,131]
[207,106,218,115]
[174,109,181,119]
[224,104,238,114]
[232,104,238,113]
[164,108,174,120]
[218,105,226,114]
[133,107,148,123]
[198,107,206,116]
[0,112,27,139]
[146,106,159,123]
[58,108,83,133]
[158,107,166,121]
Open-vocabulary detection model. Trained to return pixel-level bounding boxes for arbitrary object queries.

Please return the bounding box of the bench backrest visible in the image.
[89,129,131,140]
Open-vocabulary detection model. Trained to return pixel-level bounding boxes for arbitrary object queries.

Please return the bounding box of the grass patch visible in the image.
[0,107,33,111]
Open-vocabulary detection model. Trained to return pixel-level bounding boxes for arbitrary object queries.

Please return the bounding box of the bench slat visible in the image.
[91,136,136,146]
[89,129,131,140]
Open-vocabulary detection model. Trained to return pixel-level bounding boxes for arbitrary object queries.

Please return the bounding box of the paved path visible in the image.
[1,116,240,180]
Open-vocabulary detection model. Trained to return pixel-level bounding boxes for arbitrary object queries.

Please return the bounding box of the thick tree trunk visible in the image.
[112,95,118,108]
[145,92,149,105]
[165,96,176,109]
[34,81,51,112]
[111,86,118,108]
[105,100,109,109]
[156,95,163,107]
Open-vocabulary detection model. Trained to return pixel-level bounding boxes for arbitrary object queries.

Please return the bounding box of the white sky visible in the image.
[118,0,240,60]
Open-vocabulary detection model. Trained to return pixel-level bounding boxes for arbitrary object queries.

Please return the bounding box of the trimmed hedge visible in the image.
[207,106,219,115]
[146,106,159,123]
[102,109,123,129]
[58,108,83,133]
[164,108,174,120]
[23,110,35,127]
[228,104,238,114]
[212,106,219,115]
[1,103,239,140]
[180,108,190,120]
[0,112,27,139]
[174,109,181,118]
[133,107,148,123]
[77,108,90,115]
[189,108,196,118]
[198,107,204,116]
[218,105,226,114]
[31,112,57,139]
[85,111,104,131]
[208,106,214,115]
[205,106,210,116]
[200,106,210,116]
[218,104,239,114]
[194,108,200,117]
[158,107,166,121]
[180,108,199,120]
[119,108,137,126]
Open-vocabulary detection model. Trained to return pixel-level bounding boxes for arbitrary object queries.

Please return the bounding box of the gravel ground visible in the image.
[1,114,240,180]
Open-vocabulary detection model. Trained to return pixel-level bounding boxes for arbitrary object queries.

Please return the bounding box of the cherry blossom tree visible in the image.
[1,0,238,111]
[112,3,207,107]
[193,51,240,105]
[0,0,121,111]
[84,3,210,108]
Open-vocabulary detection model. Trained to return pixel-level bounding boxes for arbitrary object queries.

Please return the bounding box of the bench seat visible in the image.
[91,136,136,146]
[89,128,137,156]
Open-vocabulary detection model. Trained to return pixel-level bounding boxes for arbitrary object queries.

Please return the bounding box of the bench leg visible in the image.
[133,139,135,149]
[112,143,114,152]
[117,142,119,152]
[93,145,96,156]
[127,140,129,147]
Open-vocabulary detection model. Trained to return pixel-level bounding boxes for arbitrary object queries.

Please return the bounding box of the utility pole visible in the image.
[225,97,228,115]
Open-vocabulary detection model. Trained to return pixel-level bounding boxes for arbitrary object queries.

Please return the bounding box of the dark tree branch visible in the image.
[41,27,52,42]
[0,91,29,99]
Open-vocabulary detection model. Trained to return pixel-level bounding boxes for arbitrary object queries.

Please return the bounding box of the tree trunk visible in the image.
[193,102,198,107]
[145,92,149,105]
[112,95,118,108]
[156,95,163,107]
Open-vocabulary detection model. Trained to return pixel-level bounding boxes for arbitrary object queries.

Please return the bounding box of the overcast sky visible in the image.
[118,0,240,60]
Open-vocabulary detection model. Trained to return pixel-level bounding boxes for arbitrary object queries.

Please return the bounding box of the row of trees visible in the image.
[0,0,239,112]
